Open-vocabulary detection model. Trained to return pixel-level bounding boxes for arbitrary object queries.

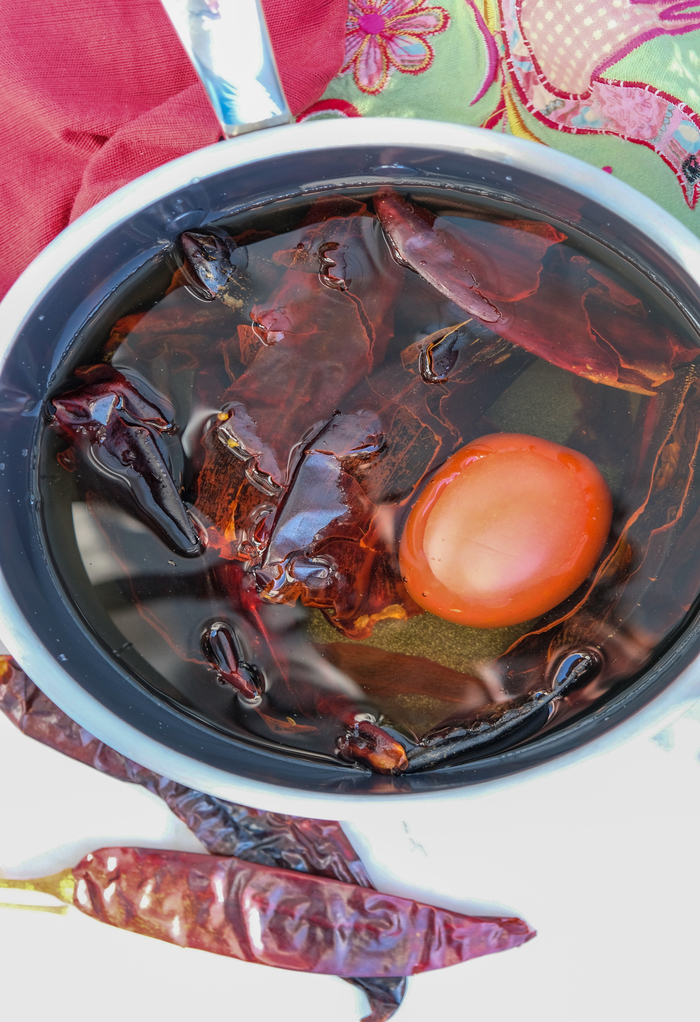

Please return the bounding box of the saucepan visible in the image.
[1,0,700,819]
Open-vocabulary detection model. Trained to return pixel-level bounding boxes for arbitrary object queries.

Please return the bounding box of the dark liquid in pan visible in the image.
[37,187,700,770]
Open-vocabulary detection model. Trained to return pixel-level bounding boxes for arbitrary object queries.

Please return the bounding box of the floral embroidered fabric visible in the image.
[342,1,450,94]
[311,0,700,230]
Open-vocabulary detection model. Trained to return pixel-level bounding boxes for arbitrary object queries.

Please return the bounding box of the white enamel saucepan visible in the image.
[1,0,700,820]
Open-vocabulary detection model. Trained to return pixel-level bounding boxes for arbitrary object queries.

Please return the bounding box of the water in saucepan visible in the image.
[37,187,700,773]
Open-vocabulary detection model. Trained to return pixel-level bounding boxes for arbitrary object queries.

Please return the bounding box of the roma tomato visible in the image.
[399,433,612,628]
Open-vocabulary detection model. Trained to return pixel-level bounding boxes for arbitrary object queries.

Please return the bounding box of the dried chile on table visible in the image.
[0,657,534,1018]
[1,844,534,977]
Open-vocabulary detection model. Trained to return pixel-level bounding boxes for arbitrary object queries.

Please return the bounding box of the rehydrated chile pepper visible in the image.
[49,364,200,557]
[337,719,409,773]
[405,650,601,771]
[202,620,264,701]
[374,188,565,317]
[190,210,406,597]
[189,211,403,492]
[179,229,250,308]
[253,410,422,640]
[374,189,698,394]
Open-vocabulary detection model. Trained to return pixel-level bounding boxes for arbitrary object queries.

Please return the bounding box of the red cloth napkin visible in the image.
[0,0,348,300]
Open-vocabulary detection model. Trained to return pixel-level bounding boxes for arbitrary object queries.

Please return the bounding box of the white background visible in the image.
[1,684,700,1022]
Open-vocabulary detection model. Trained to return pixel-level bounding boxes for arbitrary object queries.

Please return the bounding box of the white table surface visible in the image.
[1,661,699,1022]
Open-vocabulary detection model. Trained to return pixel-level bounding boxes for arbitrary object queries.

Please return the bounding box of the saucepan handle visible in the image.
[160,0,293,137]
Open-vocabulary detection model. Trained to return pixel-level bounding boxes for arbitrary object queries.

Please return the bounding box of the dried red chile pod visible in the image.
[0,847,533,990]
[50,846,533,976]
[346,978,408,1022]
[0,656,369,883]
[0,665,534,995]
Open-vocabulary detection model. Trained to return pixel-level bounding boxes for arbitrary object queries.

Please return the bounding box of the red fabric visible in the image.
[0,0,348,300]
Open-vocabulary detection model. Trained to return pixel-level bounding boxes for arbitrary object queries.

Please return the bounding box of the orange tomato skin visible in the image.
[399,433,613,629]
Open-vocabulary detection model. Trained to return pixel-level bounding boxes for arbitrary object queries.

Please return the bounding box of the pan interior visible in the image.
[5,141,700,795]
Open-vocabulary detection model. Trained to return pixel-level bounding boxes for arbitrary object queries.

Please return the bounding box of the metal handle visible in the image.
[160,0,293,137]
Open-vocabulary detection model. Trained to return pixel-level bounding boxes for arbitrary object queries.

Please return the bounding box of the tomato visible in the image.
[399,433,612,629]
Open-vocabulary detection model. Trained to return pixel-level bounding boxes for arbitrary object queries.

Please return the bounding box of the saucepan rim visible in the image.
[2,116,700,820]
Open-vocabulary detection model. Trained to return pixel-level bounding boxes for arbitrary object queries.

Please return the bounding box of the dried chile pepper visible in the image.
[0,847,534,976]
[0,656,368,883]
[0,659,535,1013]
[191,210,403,495]
[0,657,402,1020]
[345,978,407,1022]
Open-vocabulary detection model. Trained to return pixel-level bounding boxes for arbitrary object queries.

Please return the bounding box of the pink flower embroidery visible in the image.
[342,0,450,96]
